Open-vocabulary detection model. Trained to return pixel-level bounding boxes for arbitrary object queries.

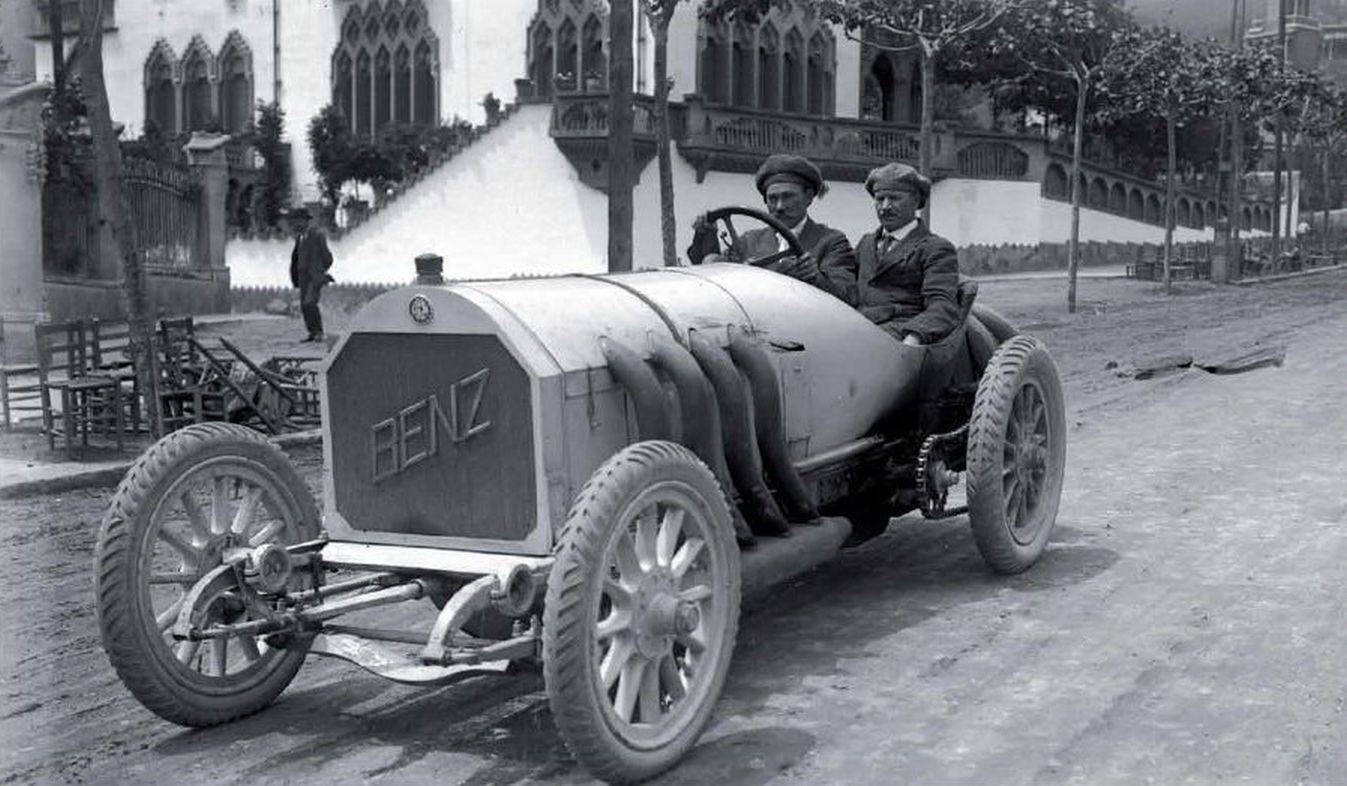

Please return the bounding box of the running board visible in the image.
[739,516,851,599]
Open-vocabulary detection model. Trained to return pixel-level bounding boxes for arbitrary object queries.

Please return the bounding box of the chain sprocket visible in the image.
[917,425,968,519]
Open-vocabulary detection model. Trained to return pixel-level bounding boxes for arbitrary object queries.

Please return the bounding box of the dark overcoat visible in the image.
[289,229,334,290]
[854,222,961,344]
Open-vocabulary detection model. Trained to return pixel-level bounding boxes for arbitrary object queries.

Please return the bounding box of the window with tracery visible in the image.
[697,3,835,116]
[144,41,178,134]
[142,32,255,136]
[331,0,440,135]
[526,0,611,96]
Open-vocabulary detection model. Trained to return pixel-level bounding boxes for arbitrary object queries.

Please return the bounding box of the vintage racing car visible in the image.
[94,208,1066,784]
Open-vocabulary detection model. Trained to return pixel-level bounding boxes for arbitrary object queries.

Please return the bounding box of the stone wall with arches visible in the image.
[1039,158,1238,233]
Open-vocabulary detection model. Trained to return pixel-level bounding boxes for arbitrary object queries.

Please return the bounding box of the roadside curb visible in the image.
[1233,263,1347,286]
[0,429,325,500]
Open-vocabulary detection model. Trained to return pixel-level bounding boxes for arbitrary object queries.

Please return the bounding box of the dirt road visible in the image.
[2,273,1345,785]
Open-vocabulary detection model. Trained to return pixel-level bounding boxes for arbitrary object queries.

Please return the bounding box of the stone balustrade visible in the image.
[550,93,1273,233]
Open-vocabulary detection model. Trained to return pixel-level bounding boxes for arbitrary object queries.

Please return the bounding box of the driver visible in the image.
[687,154,857,304]
[855,163,960,347]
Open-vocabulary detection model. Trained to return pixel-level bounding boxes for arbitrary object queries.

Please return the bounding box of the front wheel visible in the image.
[544,441,741,784]
[95,423,320,726]
[965,336,1066,574]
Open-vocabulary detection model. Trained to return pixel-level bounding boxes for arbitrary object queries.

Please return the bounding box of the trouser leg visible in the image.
[300,281,324,336]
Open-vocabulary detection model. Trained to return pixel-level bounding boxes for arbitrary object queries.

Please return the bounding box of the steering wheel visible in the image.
[701,206,807,268]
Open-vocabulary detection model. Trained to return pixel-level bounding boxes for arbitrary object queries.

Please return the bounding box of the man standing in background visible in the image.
[288,208,334,343]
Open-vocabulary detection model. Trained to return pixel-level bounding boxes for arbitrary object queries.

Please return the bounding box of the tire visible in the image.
[544,441,741,784]
[965,336,1066,574]
[970,303,1019,343]
[95,423,320,727]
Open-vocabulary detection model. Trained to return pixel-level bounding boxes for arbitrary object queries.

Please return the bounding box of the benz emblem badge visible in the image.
[409,294,434,325]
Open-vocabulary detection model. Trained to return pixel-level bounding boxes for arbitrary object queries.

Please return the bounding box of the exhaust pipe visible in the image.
[599,337,673,442]
[648,333,757,547]
[726,327,819,522]
[687,331,790,537]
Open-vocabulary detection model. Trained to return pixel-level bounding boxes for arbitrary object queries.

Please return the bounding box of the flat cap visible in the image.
[755,154,826,197]
[865,162,931,207]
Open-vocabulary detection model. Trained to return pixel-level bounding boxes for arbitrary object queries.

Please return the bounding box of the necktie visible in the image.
[880,233,895,255]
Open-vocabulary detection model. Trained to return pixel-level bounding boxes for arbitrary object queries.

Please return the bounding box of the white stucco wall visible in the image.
[230,104,1217,286]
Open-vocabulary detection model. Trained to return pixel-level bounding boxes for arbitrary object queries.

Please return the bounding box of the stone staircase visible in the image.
[331,102,524,241]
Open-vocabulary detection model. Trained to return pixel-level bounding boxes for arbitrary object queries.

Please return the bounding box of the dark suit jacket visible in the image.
[689,217,858,305]
[855,222,960,344]
[289,229,334,289]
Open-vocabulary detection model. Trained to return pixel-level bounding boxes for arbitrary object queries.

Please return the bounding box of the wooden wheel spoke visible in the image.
[634,506,659,569]
[679,627,708,655]
[670,537,705,579]
[248,520,284,548]
[659,654,687,702]
[603,575,633,606]
[180,492,210,541]
[638,658,663,723]
[655,507,685,568]
[210,476,230,535]
[596,610,631,641]
[679,584,713,603]
[613,531,643,581]
[211,638,229,676]
[237,634,261,662]
[613,657,648,722]
[174,639,201,665]
[230,486,263,535]
[157,527,204,564]
[156,596,185,632]
[600,636,635,689]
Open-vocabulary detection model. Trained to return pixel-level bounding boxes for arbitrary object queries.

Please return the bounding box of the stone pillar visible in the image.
[0,82,49,360]
[182,133,230,272]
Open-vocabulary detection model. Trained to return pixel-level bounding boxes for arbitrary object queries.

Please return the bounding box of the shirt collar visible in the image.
[788,217,809,236]
[882,219,919,243]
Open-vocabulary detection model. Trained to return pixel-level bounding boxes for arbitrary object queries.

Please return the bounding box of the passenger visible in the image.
[854,163,960,347]
[687,154,858,305]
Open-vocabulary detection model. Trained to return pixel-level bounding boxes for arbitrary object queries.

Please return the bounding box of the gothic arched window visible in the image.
[217,33,253,134]
[582,15,606,90]
[701,23,727,103]
[395,44,412,123]
[732,22,754,106]
[783,29,803,113]
[181,39,215,132]
[531,23,555,99]
[355,49,372,136]
[414,39,436,125]
[143,41,178,134]
[331,0,438,135]
[757,23,779,111]
[557,19,578,90]
[807,31,830,115]
[375,46,392,131]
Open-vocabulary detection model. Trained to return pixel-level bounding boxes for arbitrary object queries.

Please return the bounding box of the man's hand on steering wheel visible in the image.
[764,251,820,283]
[696,207,808,269]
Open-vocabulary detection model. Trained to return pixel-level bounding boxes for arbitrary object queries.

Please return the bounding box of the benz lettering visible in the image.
[371,368,492,482]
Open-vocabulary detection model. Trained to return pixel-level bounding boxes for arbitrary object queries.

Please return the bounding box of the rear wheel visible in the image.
[544,441,740,784]
[965,337,1066,574]
[95,423,319,726]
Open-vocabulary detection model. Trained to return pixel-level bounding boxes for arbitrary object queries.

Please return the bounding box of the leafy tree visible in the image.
[1097,27,1220,291]
[307,104,355,218]
[1295,84,1347,251]
[955,0,1132,311]
[815,0,1021,221]
[254,101,291,229]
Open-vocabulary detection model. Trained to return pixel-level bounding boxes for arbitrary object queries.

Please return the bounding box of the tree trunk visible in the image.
[48,0,65,90]
[1228,111,1243,278]
[1067,73,1087,314]
[1324,147,1332,256]
[653,11,677,268]
[607,0,635,272]
[1164,114,1176,293]
[918,44,935,224]
[1272,120,1283,264]
[79,0,161,435]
